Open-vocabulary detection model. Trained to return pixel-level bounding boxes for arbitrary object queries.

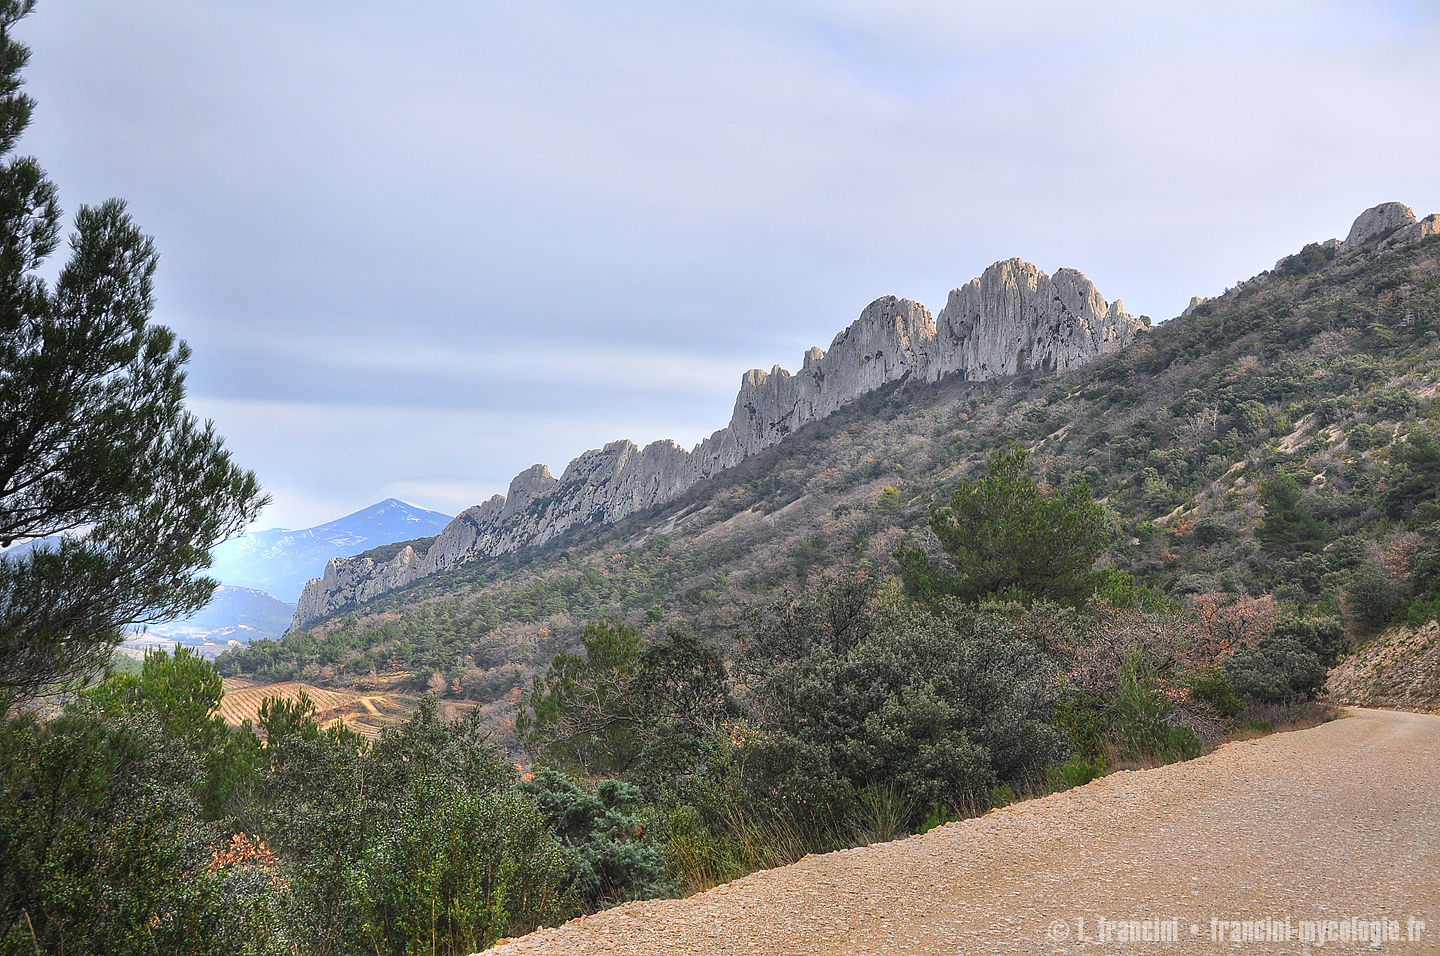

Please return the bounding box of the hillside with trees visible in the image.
[14,169,1440,956]
[4,0,1438,945]
[224,215,1440,741]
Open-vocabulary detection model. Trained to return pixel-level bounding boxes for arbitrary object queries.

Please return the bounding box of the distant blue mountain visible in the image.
[0,535,60,561]
[209,499,453,602]
[127,586,297,658]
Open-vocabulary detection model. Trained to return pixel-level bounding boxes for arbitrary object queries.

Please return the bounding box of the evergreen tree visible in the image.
[0,0,265,702]
[1256,470,1327,558]
[897,440,1109,605]
[1384,432,1440,523]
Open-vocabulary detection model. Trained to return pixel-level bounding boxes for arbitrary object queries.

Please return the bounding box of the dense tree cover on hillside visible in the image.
[0,0,264,702]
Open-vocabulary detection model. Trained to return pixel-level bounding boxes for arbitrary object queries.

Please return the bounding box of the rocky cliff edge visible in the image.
[291,256,1147,630]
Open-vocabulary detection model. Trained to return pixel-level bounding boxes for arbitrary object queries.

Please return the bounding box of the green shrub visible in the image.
[738,574,1067,826]
[1343,564,1402,634]
[1271,616,1347,668]
[255,695,568,956]
[847,782,913,844]
[1384,432,1440,520]
[1224,637,1327,704]
[1406,596,1440,627]
[1047,755,1107,791]
[1193,516,1229,546]
[1185,667,1244,718]
[519,769,673,909]
[1258,471,1328,557]
[916,803,957,834]
[0,706,276,956]
[1111,657,1201,764]
[658,804,739,893]
[357,785,573,956]
[1274,242,1336,277]
[518,625,735,785]
[897,441,1110,606]
[1051,696,1106,761]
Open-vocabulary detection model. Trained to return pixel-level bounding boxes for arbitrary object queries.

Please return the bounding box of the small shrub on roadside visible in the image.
[1110,656,1201,764]
[1047,755,1107,791]
[1224,637,1328,705]
[1185,667,1244,719]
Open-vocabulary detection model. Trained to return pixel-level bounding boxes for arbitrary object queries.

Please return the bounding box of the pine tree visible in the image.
[0,0,265,703]
[1256,470,1327,558]
[897,440,1110,605]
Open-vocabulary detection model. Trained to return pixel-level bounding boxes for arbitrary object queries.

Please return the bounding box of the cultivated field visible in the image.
[219,678,418,739]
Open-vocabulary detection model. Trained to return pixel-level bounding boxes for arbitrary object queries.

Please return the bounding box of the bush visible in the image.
[519,769,673,910]
[518,624,735,784]
[1051,695,1106,761]
[657,804,739,894]
[1405,597,1440,627]
[1274,242,1336,277]
[1343,564,1402,634]
[1384,432,1440,520]
[0,705,274,956]
[1193,516,1229,547]
[1047,754,1107,791]
[1110,657,1201,764]
[1185,667,1244,718]
[356,785,573,956]
[738,575,1068,824]
[1224,637,1328,704]
[254,695,571,956]
[1271,616,1347,668]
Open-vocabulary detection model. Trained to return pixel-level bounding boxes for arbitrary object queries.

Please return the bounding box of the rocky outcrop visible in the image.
[1379,212,1440,252]
[291,258,1142,630]
[1341,202,1417,253]
[1327,620,1440,712]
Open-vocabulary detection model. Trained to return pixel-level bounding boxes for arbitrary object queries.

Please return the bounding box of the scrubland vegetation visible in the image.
[12,199,1440,956]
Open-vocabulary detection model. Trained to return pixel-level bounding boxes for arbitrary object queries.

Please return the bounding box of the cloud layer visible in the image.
[18,0,1440,527]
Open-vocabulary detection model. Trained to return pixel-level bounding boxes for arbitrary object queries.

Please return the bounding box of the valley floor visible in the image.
[481,708,1440,955]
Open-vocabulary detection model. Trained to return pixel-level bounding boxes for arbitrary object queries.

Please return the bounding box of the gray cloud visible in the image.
[18,0,1440,527]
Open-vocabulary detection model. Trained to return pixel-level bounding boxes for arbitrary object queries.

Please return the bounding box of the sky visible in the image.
[17,0,1440,530]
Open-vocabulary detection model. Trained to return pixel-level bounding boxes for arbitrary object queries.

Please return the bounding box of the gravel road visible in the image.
[483,708,1440,955]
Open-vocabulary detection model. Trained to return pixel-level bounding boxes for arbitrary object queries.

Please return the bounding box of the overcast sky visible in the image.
[18,1,1440,530]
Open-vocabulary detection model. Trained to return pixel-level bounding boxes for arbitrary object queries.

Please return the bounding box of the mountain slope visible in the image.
[292,258,1145,629]
[210,498,452,602]
[222,202,1440,743]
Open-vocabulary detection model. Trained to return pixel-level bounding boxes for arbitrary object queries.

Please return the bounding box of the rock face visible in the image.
[1341,202,1417,252]
[291,258,1142,630]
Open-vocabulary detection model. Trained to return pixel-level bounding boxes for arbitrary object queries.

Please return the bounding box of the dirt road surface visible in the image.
[483,708,1440,955]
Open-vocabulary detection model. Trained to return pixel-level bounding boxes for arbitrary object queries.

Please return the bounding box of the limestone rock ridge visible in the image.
[290,257,1143,630]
